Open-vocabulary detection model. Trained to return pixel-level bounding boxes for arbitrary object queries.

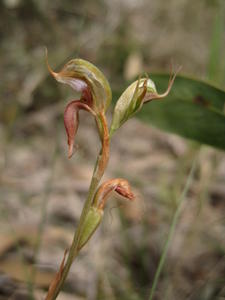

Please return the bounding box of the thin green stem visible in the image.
[46,112,109,300]
[148,153,199,300]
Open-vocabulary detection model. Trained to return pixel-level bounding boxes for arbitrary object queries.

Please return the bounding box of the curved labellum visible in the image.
[64,100,95,158]
[93,178,135,210]
[143,67,181,103]
[110,68,180,135]
[46,50,112,113]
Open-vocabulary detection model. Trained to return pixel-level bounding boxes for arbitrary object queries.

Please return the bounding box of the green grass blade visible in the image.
[148,153,199,300]
[207,7,224,84]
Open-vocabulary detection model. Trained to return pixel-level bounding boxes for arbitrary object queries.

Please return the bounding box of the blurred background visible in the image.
[0,0,225,299]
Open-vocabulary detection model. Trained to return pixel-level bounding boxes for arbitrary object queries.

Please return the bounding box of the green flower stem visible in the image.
[148,153,198,300]
[46,112,109,300]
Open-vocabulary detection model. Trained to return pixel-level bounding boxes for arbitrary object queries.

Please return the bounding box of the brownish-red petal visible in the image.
[115,185,134,201]
[64,100,96,158]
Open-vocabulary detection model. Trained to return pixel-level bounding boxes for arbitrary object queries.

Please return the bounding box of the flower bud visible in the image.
[110,68,180,135]
[78,179,134,250]
[93,178,135,210]
[110,77,148,135]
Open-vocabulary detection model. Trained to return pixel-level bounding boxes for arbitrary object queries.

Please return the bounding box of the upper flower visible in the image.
[46,49,112,157]
[46,49,112,113]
